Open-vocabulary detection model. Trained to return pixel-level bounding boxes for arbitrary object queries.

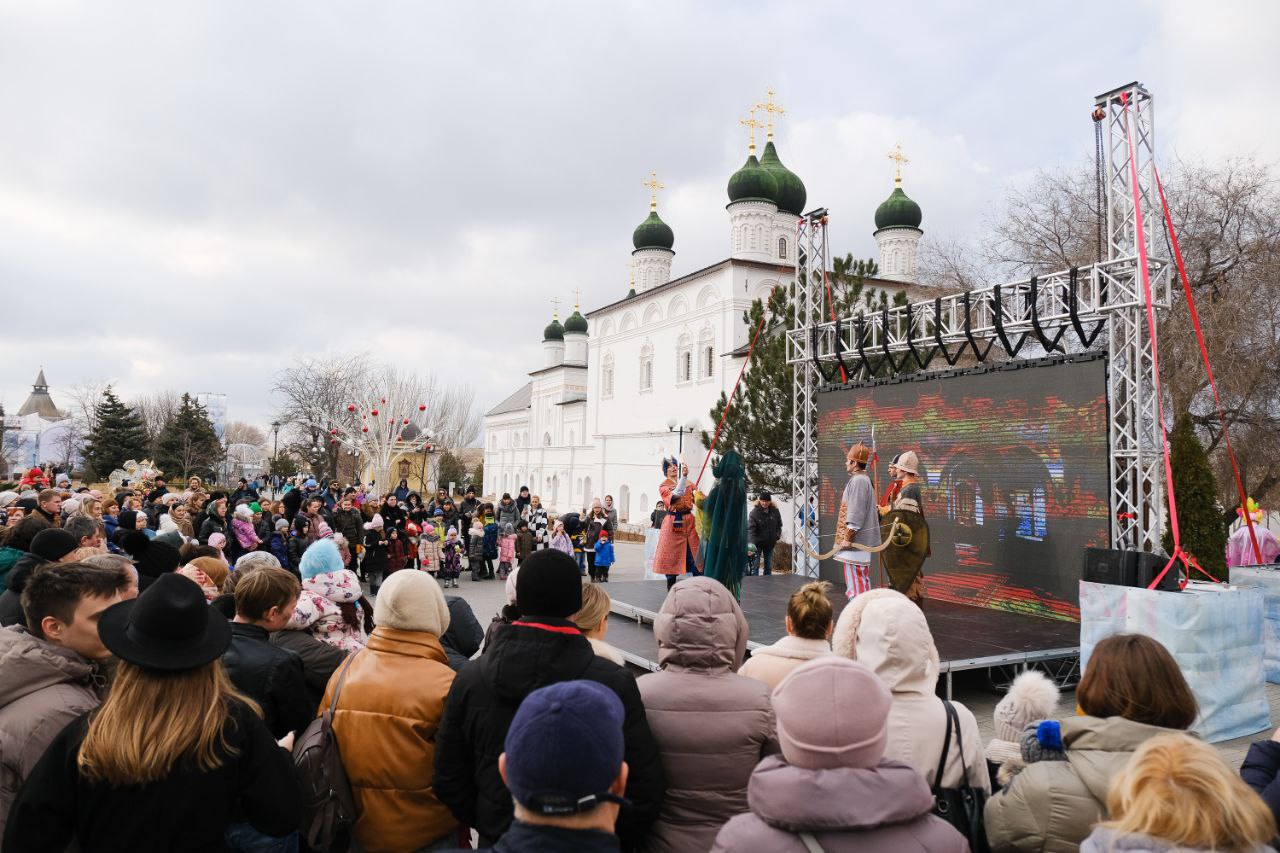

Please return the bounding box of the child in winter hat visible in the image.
[985,669,1060,787]
[289,537,367,653]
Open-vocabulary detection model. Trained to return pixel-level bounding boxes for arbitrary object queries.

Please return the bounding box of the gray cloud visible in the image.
[1,0,1276,428]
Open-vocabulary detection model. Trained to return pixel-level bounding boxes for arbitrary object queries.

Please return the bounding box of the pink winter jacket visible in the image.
[711,756,967,853]
[231,517,260,550]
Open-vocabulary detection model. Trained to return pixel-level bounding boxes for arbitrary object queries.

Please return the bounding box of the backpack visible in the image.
[292,653,360,852]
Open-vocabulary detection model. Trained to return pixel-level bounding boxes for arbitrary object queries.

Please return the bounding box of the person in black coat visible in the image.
[746,492,784,576]
[1241,729,1280,828]
[441,594,484,671]
[3,573,301,852]
[220,566,313,740]
[271,627,349,711]
[433,550,664,848]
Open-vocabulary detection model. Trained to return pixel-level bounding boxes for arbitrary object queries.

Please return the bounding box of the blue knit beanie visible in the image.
[298,538,344,580]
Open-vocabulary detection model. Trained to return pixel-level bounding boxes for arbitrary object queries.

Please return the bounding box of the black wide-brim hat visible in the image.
[99,573,232,671]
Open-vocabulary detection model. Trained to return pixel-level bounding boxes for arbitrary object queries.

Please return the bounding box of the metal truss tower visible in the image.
[791,210,829,577]
[1097,82,1169,553]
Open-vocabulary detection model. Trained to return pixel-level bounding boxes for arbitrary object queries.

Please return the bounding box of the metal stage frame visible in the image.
[605,577,1080,697]
[787,82,1171,576]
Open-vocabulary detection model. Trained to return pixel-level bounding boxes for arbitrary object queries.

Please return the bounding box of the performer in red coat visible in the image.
[654,457,701,589]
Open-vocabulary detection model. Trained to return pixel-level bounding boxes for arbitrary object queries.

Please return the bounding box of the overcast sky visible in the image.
[1,0,1277,434]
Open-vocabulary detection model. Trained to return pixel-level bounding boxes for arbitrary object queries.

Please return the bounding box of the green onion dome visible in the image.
[727,153,779,204]
[543,316,565,342]
[874,184,923,230]
[563,309,588,334]
[759,141,807,216]
[632,210,675,251]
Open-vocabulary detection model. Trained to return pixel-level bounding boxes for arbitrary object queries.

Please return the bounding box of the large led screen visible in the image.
[816,357,1112,620]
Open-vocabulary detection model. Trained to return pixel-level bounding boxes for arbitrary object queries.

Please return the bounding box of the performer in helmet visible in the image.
[654,457,702,589]
[834,442,880,599]
[881,449,929,605]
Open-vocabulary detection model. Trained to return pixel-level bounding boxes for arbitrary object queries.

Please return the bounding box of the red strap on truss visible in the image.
[1117,93,1216,589]
[1153,167,1262,565]
[695,293,773,490]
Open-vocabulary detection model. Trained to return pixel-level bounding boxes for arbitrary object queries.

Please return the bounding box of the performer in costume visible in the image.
[881,450,929,605]
[698,451,748,601]
[654,457,702,589]
[834,442,880,599]
[1227,498,1280,567]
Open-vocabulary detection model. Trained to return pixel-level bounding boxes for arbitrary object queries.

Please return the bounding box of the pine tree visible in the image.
[435,450,467,494]
[701,255,902,497]
[82,387,150,480]
[1162,415,1228,577]
[153,393,223,482]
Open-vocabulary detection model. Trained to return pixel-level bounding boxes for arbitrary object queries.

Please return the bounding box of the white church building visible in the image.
[482,118,931,526]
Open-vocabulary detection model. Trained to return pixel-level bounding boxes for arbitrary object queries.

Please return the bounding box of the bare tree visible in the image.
[224,420,267,449]
[917,235,991,291]
[60,381,110,434]
[132,391,182,450]
[272,353,372,481]
[970,155,1280,511]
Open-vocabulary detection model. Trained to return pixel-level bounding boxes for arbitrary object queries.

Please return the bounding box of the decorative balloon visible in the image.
[371,409,379,417]
[347,404,356,412]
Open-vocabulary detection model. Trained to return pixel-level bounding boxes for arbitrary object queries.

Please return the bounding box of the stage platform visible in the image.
[606,575,1080,694]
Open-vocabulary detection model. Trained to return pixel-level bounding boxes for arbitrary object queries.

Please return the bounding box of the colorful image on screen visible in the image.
[816,358,1112,620]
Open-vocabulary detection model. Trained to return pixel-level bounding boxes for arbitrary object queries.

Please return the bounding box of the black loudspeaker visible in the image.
[1133,550,1182,591]
[1082,548,1181,591]
[1083,547,1134,586]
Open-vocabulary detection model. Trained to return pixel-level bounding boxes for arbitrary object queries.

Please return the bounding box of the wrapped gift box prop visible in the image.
[1229,566,1280,685]
[1080,580,1270,743]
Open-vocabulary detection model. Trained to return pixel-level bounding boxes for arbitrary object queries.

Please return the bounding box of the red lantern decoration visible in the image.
[371,409,379,417]
[347,404,356,412]
[418,404,426,412]
[402,418,409,425]
[362,427,369,433]
[329,428,338,435]
[330,437,337,444]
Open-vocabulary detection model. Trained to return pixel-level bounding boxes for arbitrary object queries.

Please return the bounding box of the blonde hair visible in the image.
[1101,732,1275,850]
[787,581,834,640]
[80,497,102,519]
[573,581,611,633]
[78,660,260,785]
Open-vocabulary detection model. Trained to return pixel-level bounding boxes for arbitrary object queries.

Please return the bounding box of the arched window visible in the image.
[489,435,497,450]
[676,333,693,385]
[639,342,654,392]
[543,432,552,447]
[778,237,787,259]
[698,327,715,381]
[704,345,714,378]
[601,353,615,399]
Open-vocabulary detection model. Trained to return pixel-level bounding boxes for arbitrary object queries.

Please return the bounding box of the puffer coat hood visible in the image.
[654,577,748,673]
[832,587,937,694]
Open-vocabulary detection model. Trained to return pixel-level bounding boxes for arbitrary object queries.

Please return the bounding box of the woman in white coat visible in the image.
[831,588,990,794]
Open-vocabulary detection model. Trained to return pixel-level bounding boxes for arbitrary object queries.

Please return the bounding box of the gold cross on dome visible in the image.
[642,171,664,211]
[551,297,560,319]
[888,143,910,184]
[755,87,786,141]
[739,108,766,154]
[572,288,582,310]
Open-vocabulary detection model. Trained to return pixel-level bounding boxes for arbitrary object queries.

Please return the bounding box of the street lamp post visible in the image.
[666,418,701,454]
[271,421,280,461]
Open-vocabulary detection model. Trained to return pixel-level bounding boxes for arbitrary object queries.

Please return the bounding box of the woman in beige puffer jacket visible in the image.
[832,588,990,793]
[637,577,778,853]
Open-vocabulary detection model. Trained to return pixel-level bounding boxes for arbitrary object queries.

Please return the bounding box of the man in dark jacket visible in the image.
[330,496,365,564]
[746,492,784,576]
[0,528,81,627]
[458,487,480,532]
[434,550,664,847]
[221,565,313,739]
